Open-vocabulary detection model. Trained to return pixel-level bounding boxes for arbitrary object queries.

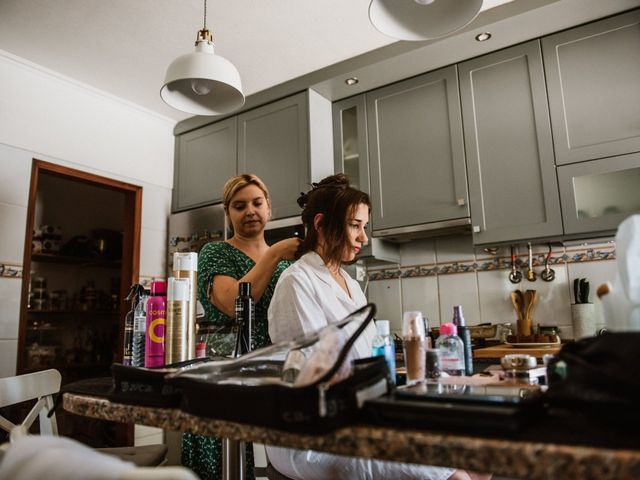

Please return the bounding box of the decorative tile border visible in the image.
[0,263,23,279]
[368,246,616,281]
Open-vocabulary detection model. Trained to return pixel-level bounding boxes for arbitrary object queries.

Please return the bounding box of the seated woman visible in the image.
[267,174,490,480]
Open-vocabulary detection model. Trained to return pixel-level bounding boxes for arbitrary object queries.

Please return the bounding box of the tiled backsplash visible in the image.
[366,236,617,340]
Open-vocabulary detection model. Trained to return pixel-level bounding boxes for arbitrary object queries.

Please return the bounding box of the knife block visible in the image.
[571,303,595,339]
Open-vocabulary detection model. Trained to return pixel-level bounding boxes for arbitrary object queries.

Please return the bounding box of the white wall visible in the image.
[367,235,618,341]
[0,49,175,378]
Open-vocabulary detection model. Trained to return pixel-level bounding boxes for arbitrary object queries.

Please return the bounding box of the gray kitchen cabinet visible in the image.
[173,116,237,211]
[238,90,333,220]
[332,94,370,194]
[542,10,640,165]
[459,40,562,246]
[558,151,640,236]
[366,66,469,236]
[332,95,399,263]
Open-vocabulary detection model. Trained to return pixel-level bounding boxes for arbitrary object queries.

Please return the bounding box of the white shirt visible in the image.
[268,251,375,358]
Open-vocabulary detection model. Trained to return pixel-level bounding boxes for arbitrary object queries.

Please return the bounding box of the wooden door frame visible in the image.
[18,159,142,374]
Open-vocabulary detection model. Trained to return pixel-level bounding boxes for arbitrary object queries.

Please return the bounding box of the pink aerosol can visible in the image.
[145,281,166,367]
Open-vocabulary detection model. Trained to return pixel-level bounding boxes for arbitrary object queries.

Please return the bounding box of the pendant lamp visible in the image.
[161,0,245,116]
[369,0,484,41]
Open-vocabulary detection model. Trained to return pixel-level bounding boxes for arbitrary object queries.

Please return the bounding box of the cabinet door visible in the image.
[332,95,370,194]
[558,152,640,235]
[366,66,469,233]
[173,117,237,211]
[238,92,310,220]
[543,10,640,165]
[333,95,400,263]
[459,40,562,245]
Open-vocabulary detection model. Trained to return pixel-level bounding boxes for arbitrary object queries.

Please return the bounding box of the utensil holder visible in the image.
[571,303,595,339]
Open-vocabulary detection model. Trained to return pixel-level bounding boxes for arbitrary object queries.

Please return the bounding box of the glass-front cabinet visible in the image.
[332,94,399,263]
[557,152,640,235]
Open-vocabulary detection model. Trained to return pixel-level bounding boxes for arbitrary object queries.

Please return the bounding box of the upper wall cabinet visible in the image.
[238,90,333,220]
[173,117,237,211]
[366,66,469,236]
[173,90,333,218]
[558,151,640,235]
[543,10,640,165]
[459,40,562,245]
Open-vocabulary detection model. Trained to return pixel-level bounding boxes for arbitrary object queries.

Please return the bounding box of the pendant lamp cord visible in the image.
[203,0,207,30]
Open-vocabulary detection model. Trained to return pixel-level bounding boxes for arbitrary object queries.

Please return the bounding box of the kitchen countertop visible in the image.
[473,343,562,359]
[63,393,640,480]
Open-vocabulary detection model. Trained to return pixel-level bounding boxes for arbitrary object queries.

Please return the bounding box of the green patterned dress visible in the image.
[181,241,292,480]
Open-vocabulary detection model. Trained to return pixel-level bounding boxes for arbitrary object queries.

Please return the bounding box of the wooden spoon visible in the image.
[511,290,525,335]
[521,290,537,336]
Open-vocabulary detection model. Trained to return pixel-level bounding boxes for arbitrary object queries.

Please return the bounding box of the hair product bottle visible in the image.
[131,288,149,367]
[145,281,166,367]
[372,319,396,383]
[165,277,191,364]
[233,282,254,357]
[172,252,198,359]
[452,305,474,375]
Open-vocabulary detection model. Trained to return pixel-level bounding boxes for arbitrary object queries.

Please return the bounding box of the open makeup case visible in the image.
[111,304,391,434]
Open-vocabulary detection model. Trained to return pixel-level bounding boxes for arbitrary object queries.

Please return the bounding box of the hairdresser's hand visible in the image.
[270,237,302,261]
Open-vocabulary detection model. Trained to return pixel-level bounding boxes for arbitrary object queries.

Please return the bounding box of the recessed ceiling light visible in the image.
[345,77,359,86]
[475,32,492,42]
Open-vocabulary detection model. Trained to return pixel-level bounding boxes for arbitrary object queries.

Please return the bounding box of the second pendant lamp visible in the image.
[161,0,245,116]
[369,0,484,41]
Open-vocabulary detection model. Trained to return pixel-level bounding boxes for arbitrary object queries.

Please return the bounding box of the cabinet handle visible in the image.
[457,198,466,206]
[473,225,481,233]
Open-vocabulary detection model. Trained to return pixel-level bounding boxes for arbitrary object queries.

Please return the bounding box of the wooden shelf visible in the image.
[31,252,121,268]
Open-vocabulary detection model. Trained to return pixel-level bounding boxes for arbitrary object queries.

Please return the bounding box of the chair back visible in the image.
[0,369,61,437]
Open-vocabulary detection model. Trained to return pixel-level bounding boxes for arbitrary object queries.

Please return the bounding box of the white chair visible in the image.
[0,369,197,480]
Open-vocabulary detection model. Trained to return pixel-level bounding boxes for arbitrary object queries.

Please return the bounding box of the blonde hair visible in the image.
[222,173,271,212]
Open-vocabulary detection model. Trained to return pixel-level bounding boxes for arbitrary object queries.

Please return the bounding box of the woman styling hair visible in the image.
[267,173,490,480]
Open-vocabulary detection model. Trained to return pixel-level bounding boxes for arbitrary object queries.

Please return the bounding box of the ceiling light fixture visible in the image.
[369,0,484,41]
[475,32,492,42]
[345,77,359,86]
[160,0,244,116]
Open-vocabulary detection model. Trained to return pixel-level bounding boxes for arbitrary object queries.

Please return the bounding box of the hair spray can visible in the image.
[145,281,166,367]
[165,277,191,364]
[172,252,197,359]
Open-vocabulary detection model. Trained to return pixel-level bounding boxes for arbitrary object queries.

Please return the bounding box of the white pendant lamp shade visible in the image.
[369,0,484,41]
[161,38,245,116]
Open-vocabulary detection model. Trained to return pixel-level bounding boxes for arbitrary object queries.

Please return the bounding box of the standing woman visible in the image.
[267,174,489,480]
[182,173,300,480]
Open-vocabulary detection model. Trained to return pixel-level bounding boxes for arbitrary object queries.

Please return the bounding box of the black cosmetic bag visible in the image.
[110,356,221,408]
[167,304,392,434]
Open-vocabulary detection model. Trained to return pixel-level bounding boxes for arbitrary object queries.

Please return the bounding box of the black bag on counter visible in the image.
[110,356,220,408]
[167,304,392,434]
[545,332,640,419]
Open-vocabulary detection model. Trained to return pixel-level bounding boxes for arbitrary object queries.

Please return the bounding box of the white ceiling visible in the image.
[0,1,637,124]
[0,0,515,123]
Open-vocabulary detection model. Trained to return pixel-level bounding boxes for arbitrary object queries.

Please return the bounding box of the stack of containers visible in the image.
[166,252,198,362]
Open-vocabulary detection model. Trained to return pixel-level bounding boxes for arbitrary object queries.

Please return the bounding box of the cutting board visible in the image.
[474,343,561,359]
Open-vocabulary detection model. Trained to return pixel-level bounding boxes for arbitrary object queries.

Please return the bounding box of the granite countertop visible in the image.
[63,393,640,480]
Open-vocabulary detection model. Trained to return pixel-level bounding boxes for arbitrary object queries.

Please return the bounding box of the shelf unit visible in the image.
[17,159,142,448]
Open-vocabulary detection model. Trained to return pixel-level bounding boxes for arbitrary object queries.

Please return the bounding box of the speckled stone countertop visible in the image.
[63,393,640,480]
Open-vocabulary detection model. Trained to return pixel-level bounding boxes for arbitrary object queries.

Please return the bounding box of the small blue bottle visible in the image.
[372,320,396,384]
